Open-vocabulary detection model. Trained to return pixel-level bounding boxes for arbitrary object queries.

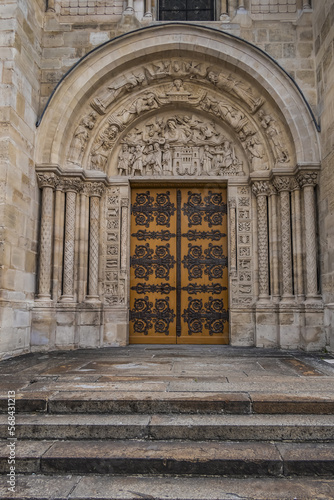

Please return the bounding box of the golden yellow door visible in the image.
[130,188,228,344]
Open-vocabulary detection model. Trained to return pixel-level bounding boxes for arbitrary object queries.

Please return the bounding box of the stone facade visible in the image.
[0,0,332,358]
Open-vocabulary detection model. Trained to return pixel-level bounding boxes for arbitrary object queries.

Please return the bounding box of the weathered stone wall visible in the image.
[39,3,316,114]
[313,0,334,350]
[0,0,43,358]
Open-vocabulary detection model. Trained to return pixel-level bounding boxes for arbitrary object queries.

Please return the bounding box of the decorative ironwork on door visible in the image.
[130,188,228,344]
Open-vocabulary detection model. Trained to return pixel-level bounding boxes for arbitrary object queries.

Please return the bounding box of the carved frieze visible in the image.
[104,187,122,306]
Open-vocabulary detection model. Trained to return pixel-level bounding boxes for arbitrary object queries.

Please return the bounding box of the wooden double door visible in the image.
[130,187,229,344]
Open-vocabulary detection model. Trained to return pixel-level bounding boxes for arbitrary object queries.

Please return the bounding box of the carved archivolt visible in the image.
[65,58,294,175]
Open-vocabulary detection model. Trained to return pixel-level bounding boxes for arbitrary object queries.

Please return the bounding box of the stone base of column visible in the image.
[278,304,302,349]
[59,295,75,303]
[304,295,323,306]
[300,303,325,351]
[31,307,56,349]
[220,14,230,22]
[85,295,101,304]
[280,295,296,306]
[35,294,52,302]
[124,7,135,15]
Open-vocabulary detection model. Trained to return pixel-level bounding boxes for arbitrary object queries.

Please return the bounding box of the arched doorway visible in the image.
[34,23,323,351]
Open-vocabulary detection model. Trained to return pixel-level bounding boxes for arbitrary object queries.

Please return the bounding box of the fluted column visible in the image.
[36,174,56,301]
[297,172,319,301]
[291,178,304,302]
[252,181,270,302]
[229,198,237,273]
[273,177,294,302]
[86,183,104,302]
[268,184,280,301]
[60,179,81,302]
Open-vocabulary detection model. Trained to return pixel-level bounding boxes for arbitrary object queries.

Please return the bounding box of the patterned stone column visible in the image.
[86,183,104,302]
[268,183,280,302]
[36,174,56,301]
[52,179,65,301]
[273,176,294,302]
[291,178,304,301]
[60,179,81,302]
[252,181,270,302]
[121,198,129,271]
[229,199,237,273]
[297,172,319,301]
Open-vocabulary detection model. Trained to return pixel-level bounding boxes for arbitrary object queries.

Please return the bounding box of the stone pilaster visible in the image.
[36,174,56,301]
[273,176,294,302]
[252,181,270,302]
[297,171,319,302]
[86,183,104,302]
[60,179,81,302]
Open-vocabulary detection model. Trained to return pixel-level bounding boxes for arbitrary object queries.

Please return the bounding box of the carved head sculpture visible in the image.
[208,71,218,84]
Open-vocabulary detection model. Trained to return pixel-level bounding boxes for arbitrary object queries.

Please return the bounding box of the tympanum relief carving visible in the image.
[65,59,294,174]
[116,113,245,177]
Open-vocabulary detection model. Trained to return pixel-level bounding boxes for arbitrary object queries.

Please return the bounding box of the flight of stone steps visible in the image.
[0,393,334,499]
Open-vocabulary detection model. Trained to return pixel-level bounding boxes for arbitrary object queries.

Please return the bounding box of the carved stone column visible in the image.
[229,199,237,273]
[121,198,129,271]
[125,0,134,13]
[86,183,104,302]
[77,187,89,303]
[268,183,280,302]
[220,0,229,19]
[303,0,312,9]
[291,178,304,301]
[273,176,294,302]
[144,0,152,18]
[238,0,246,9]
[52,179,65,301]
[297,172,319,301]
[60,179,81,302]
[252,181,270,302]
[36,174,56,301]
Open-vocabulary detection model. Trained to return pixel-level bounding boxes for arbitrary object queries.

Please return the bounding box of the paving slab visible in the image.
[0,475,333,500]
[251,393,334,414]
[0,440,54,473]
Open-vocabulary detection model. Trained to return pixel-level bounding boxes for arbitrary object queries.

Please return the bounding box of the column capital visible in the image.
[63,178,83,193]
[251,180,271,197]
[290,177,300,192]
[273,176,292,192]
[229,198,237,209]
[83,181,105,197]
[297,171,318,188]
[37,173,58,189]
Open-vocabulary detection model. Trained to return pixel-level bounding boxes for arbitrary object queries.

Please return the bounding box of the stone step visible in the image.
[1,439,334,477]
[1,474,334,500]
[1,392,334,414]
[1,413,334,441]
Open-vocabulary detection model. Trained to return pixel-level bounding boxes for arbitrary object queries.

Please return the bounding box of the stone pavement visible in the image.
[0,345,334,403]
[1,346,334,500]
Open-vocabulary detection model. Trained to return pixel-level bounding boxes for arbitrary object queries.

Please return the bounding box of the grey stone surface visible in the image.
[2,474,333,500]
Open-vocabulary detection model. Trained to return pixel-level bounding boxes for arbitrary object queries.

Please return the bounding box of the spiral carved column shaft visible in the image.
[252,182,270,301]
[37,186,54,300]
[87,196,100,299]
[292,187,304,300]
[280,189,293,299]
[61,190,77,301]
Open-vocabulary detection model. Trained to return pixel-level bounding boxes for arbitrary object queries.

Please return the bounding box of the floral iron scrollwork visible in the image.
[182,297,228,336]
[131,191,176,228]
[130,296,176,335]
[182,191,227,227]
[131,243,176,281]
[182,244,228,281]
